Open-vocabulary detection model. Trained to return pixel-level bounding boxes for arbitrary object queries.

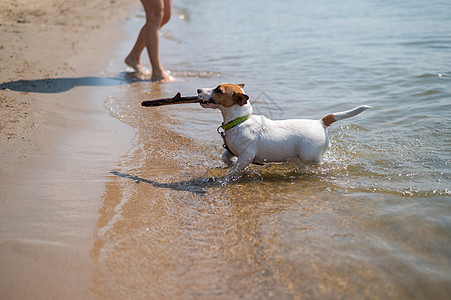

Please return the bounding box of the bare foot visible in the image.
[151,71,175,82]
[125,56,147,74]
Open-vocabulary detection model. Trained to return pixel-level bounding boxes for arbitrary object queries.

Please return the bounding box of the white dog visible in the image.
[198,83,370,174]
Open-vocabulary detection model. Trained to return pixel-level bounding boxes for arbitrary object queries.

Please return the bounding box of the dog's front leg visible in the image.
[228,153,254,174]
[221,154,253,185]
[221,150,236,167]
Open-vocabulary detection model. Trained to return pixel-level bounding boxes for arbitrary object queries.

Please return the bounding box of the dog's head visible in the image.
[198,83,249,109]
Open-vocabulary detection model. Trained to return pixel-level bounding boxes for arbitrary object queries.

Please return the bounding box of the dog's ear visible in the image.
[233,93,249,106]
[214,85,225,94]
[237,83,245,88]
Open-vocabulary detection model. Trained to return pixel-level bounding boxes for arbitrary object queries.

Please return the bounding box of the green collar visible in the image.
[221,115,251,131]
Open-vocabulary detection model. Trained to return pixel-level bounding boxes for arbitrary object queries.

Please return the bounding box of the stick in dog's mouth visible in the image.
[141,92,200,107]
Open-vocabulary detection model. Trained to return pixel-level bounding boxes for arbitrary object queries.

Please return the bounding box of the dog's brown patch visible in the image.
[212,84,249,107]
[321,114,336,127]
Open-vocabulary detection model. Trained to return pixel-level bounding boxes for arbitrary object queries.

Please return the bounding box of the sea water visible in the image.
[96,0,451,298]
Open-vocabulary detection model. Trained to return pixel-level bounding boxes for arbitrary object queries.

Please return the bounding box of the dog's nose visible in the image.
[197,89,202,94]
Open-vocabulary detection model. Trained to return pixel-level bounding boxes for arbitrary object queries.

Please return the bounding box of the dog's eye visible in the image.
[214,86,223,94]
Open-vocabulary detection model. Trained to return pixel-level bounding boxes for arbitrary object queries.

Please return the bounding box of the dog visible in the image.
[198,83,370,174]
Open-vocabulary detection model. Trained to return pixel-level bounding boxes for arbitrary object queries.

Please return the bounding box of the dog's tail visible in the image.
[321,105,371,127]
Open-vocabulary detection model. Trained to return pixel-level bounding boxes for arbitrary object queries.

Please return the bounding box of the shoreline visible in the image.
[0,0,139,298]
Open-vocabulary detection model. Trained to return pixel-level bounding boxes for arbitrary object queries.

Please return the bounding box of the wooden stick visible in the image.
[141,92,199,107]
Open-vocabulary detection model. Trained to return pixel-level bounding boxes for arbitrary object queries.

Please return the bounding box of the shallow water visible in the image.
[95,0,451,298]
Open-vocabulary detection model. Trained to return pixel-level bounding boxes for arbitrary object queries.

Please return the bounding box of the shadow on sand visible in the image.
[109,171,223,196]
[0,72,148,94]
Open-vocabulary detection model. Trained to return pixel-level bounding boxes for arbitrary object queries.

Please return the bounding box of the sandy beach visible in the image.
[0,0,139,298]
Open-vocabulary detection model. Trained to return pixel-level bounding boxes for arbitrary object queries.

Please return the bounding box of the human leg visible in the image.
[141,0,172,81]
[125,0,173,80]
[125,24,147,73]
[161,0,172,27]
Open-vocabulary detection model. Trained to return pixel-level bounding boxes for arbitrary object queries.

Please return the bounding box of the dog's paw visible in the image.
[221,172,243,186]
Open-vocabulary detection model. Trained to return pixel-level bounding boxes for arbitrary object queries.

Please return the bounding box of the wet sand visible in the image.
[0,0,138,298]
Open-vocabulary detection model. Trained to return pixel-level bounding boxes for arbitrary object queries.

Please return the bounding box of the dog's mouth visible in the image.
[198,97,218,109]
[199,100,218,109]
[197,88,218,107]
[199,99,215,104]
[197,93,215,104]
